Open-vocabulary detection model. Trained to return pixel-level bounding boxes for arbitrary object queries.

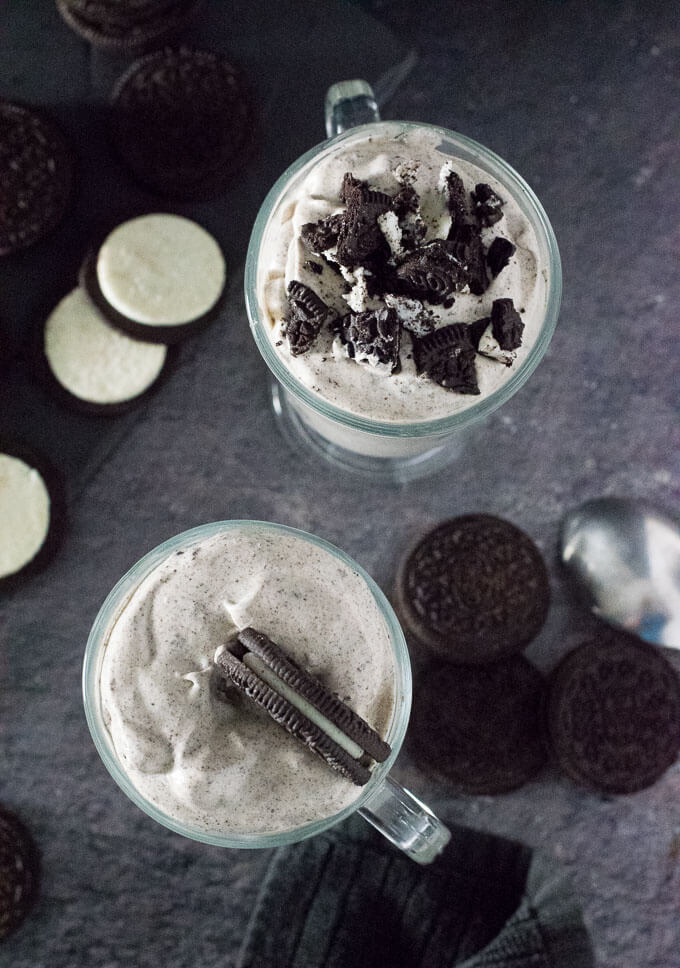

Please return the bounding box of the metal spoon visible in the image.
[560,497,680,649]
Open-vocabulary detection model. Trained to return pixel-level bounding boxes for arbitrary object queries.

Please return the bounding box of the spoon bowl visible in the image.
[560,497,680,649]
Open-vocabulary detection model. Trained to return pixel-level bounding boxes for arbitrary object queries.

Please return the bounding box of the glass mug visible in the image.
[83,520,450,864]
[245,81,562,483]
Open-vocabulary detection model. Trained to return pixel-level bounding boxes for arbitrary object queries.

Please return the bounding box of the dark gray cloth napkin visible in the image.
[237,814,593,968]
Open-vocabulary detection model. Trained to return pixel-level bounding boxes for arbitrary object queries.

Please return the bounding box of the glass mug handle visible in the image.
[325,80,380,137]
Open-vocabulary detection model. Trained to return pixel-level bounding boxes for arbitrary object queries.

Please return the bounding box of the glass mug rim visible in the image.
[245,118,562,439]
[82,519,412,849]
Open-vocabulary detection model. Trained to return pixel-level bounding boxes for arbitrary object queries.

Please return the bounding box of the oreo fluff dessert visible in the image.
[258,126,547,427]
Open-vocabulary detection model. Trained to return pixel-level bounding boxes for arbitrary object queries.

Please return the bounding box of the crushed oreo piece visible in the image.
[303,260,323,275]
[467,315,491,349]
[300,213,344,255]
[335,174,392,268]
[491,298,524,350]
[392,183,419,218]
[284,281,336,356]
[383,294,436,338]
[396,241,467,304]
[472,183,505,227]
[441,168,470,236]
[486,236,516,277]
[338,308,401,372]
[413,323,479,394]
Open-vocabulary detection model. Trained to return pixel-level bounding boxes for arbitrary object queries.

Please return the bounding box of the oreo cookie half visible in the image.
[0,441,65,588]
[56,0,202,52]
[81,214,226,344]
[546,634,680,794]
[0,806,40,939]
[410,657,547,794]
[110,46,253,198]
[41,287,171,414]
[397,515,550,662]
[214,627,391,786]
[0,100,74,256]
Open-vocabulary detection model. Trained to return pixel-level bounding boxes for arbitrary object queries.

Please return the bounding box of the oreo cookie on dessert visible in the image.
[0,440,65,588]
[0,806,40,939]
[214,627,391,786]
[110,46,253,198]
[397,515,550,663]
[546,634,680,794]
[81,213,226,344]
[410,657,547,794]
[56,0,202,52]
[0,99,74,256]
[41,287,170,414]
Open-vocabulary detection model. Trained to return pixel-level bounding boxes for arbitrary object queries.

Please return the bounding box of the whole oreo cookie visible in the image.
[56,0,201,52]
[0,806,40,939]
[110,46,253,197]
[397,515,550,662]
[410,657,547,794]
[0,100,74,256]
[546,634,680,794]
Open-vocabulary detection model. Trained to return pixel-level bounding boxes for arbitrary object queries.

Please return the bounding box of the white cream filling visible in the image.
[44,288,167,404]
[96,214,226,326]
[0,454,50,578]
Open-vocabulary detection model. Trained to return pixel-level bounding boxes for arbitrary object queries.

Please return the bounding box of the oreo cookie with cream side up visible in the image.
[0,440,65,589]
[80,213,227,344]
[214,627,391,786]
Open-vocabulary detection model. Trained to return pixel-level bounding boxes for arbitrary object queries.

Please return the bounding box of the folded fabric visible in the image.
[237,814,593,968]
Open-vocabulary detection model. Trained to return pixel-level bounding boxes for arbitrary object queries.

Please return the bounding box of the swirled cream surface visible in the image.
[99,527,396,835]
[258,125,547,422]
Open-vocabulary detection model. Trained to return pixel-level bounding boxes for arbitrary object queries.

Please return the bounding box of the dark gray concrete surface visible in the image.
[1,1,678,966]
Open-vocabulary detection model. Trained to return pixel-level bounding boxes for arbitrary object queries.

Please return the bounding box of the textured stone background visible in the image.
[1,1,678,966]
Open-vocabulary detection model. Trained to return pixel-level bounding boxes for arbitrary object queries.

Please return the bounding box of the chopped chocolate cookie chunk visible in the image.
[300,214,344,255]
[491,298,524,350]
[214,628,391,785]
[396,241,467,304]
[383,294,436,337]
[303,260,323,275]
[486,236,516,277]
[397,515,550,662]
[110,46,253,197]
[338,308,401,372]
[0,100,74,256]
[335,174,392,268]
[411,657,547,794]
[413,323,479,394]
[284,281,336,356]
[441,168,470,235]
[546,634,680,794]
[472,183,505,227]
[0,805,40,939]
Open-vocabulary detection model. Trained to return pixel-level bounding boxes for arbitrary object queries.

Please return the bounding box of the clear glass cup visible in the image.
[245,81,562,482]
[83,520,450,864]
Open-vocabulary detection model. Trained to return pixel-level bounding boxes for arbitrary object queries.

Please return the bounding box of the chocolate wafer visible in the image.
[397,515,550,662]
[546,634,680,794]
[410,657,547,794]
[0,100,74,256]
[214,628,391,785]
[0,806,40,940]
[110,46,253,198]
